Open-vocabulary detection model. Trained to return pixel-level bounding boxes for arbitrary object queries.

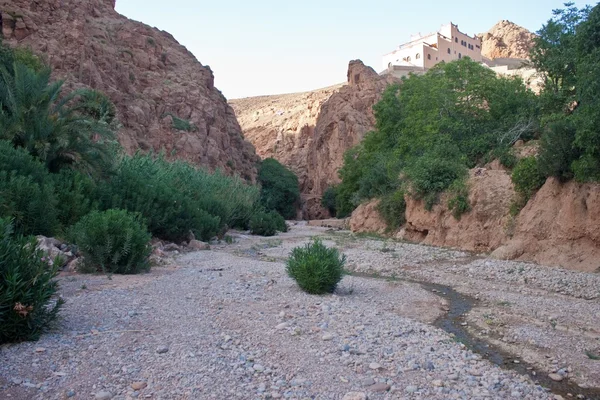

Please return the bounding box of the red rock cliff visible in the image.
[1,0,259,180]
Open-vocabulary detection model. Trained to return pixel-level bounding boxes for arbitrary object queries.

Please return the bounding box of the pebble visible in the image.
[322,332,334,341]
[367,382,390,392]
[368,362,382,370]
[342,392,367,400]
[548,373,564,382]
[361,377,375,387]
[131,382,147,390]
[156,346,169,354]
[276,323,289,330]
[66,389,76,397]
[405,385,418,393]
[95,391,113,400]
[35,347,46,352]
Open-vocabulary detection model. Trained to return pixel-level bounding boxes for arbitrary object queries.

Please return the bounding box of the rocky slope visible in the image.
[478,20,537,60]
[349,159,600,273]
[1,0,259,180]
[232,61,398,218]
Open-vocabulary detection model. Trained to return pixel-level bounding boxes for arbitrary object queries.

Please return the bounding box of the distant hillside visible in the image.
[478,20,537,60]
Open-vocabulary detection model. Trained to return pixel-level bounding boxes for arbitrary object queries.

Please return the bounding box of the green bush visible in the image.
[405,150,467,210]
[0,218,63,343]
[249,210,287,236]
[286,238,346,295]
[538,120,579,181]
[68,209,151,274]
[321,186,338,217]
[52,169,99,229]
[258,158,300,220]
[512,157,546,201]
[377,189,406,230]
[447,180,471,220]
[0,142,59,236]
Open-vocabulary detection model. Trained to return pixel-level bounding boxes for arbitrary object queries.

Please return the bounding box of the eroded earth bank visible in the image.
[1,224,599,400]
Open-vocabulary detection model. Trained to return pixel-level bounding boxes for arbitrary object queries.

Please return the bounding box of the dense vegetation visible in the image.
[257,158,300,220]
[334,2,600,228]
[286,238,346,295]
[0,40,288,342]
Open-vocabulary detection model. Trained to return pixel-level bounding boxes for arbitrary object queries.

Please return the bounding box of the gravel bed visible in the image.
[0,232,554,400]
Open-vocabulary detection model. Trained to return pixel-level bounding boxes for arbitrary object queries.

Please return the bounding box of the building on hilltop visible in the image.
[382,23,482,78]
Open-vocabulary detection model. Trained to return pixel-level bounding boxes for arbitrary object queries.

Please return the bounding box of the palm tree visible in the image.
[0,61,117,176]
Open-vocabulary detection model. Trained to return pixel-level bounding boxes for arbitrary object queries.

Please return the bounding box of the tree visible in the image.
[258,158,300,220]
[0,45,117,176]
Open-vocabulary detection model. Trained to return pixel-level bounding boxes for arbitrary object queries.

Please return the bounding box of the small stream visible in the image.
[352,272,600,400]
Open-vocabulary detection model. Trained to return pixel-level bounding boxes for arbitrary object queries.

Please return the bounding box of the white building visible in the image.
[382,23,482,77]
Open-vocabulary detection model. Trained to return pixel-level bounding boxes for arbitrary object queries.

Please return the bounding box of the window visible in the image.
[416,53,420,59]
[458,53,462,59]
[427,54,431,60]
[447,48,451,54]
[406,56,411,62]
[455,37,458,43]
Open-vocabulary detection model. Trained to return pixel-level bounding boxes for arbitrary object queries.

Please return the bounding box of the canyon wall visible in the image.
[1,0,259,180]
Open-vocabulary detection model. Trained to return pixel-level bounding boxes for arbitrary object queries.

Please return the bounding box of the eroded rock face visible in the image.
[477,20,536,60]
[493,178,600,272]
[1,0,258,180]
[232,60,397,218]
[400,165,514,253]
[349,199,387,235]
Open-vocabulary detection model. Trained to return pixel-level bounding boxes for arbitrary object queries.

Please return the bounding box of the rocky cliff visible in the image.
[349,161,600,273]
[1,0,259,180]
[477,20,536,60]
[232,60,398,218]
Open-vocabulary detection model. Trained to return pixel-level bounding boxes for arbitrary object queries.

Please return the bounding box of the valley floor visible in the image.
[1,224,599,400]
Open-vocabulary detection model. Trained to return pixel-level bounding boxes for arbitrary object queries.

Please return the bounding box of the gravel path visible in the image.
[1,224,596,399]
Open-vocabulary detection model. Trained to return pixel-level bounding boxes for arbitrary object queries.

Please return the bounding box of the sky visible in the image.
[115,0,593,99]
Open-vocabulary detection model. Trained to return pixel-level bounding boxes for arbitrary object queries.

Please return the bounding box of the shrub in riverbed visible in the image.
[0,218,63,343]
[68,209,151,274]
[249,210,287,236]
[286,238,346,294]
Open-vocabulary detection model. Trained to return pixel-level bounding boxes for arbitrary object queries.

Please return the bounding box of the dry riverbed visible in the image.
[1,223,599,399]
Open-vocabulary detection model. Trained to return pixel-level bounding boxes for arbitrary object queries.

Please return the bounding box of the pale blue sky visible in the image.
[115,1,593,99]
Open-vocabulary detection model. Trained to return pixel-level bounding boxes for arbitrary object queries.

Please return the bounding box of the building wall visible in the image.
[383,22,482,71]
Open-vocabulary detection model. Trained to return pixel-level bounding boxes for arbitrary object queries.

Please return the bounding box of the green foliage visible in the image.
[258,158,300,220]
[0,142,59,236]
[447,180,471,220]
[321,186,338,217]
[286,238,346,295]
[531,3,600,181]
[0,218,63,343]
[68,209,151,274]
[512,157,546,201]
[249,210,287,236]
[164,113,196,132]
[52,169,99,229]
[404,147,467,210]
[376,189,406,230]
[102,153,258,242]
[336,58,538,216]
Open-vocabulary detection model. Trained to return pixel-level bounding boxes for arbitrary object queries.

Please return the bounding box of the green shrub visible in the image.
[321,186,338,217]
[258,158,300,220]
[405,150,467,210]
[447,180,471,220]
[377,189,406,230]
[286,238,346,295]
[512,157,546,200]
[538,120,579,181]
[249,210,287,236]
[52,169,99,229]
[68,209,151,274]
[0,218,63,343]
[0,142,59,236]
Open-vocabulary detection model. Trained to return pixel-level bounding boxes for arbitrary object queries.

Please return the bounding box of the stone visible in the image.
[322,332,334,341]
[35,347,46,352]
[156,346,169,354]
[405,385,418,393]
[432,379,443,387]
[95,391,113,400]
[342,392,367,400]
[360,378,375,387]
[253,364,265,372]
[66,390,76,397]
[187,240,210,251]
[131,382,147,390]
[276,322,289,330]
[368,362,382,370]
[366,383,390,392]
[548,373,564,382]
